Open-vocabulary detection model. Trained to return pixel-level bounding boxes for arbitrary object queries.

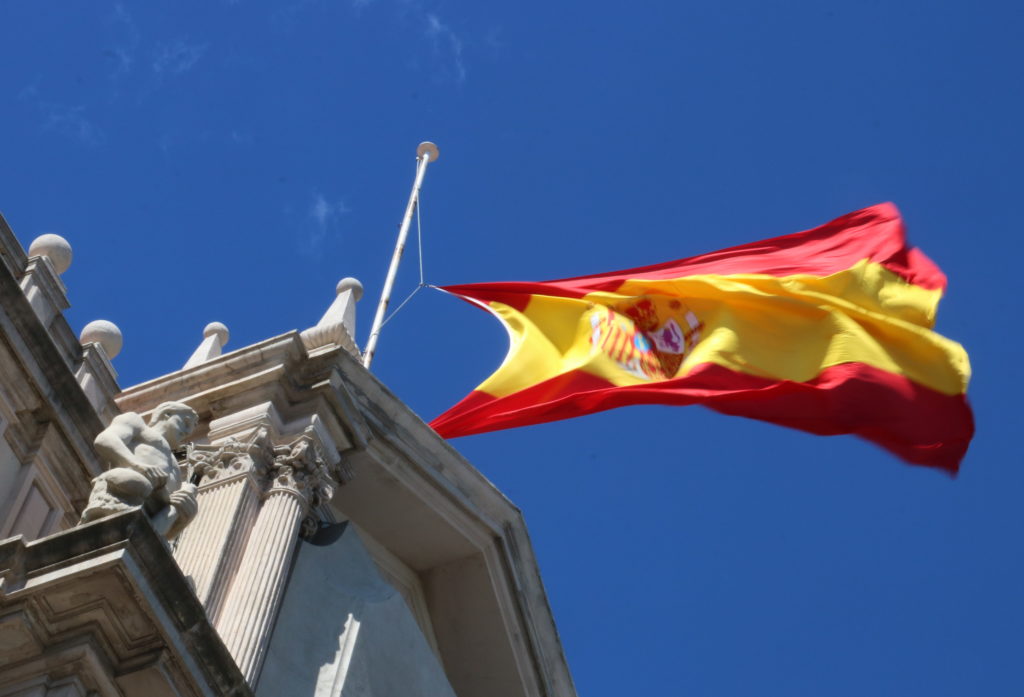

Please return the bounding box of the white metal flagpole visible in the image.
[362,141,439,369]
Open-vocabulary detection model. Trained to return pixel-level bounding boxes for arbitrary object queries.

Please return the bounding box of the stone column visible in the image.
[173,428,272,620]
[213,433,336,686]
[174,474,261,617]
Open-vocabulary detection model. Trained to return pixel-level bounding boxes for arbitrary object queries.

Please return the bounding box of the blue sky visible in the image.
[2,2,1022,695]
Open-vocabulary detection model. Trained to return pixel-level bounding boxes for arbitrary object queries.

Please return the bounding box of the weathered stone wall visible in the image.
[256,523,457,697]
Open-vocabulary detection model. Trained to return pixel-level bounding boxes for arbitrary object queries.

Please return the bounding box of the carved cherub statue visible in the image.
[80,401,200,541]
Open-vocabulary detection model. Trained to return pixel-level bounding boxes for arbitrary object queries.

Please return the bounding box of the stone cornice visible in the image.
[0,510,253,697]
[116,332,308,418]
[0,212,28,278]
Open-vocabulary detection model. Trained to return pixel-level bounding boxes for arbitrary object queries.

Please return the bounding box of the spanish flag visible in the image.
[431,204,973,472]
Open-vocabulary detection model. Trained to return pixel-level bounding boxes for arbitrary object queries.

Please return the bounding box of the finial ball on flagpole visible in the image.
[417,142,439,163]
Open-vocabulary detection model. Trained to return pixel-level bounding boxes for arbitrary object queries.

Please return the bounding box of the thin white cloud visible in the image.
[19,81,102,146]
[345,3,470,84]
[424,13,466,84]
[311,194,331,228]
[106,4,140,78]
[153,40,208,75]
[484,26,505,53]
[41,104,103,147]
[109,47,134,76]
[306,192,351,252]
[230,130,253,145]
[17,83,39,102]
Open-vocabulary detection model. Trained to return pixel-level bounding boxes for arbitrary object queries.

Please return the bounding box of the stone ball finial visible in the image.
[203,321,230,345]
[80,320,123,359]
[28,234,73,275]
[336,277,363,301]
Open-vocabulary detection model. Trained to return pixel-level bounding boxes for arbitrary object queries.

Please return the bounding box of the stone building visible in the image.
[0,215,576,697]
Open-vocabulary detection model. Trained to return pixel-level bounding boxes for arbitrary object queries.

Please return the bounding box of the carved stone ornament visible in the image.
[79,401,200,541]
[185,426,275,485]
[268,430,336,510]
[184,425,342,540]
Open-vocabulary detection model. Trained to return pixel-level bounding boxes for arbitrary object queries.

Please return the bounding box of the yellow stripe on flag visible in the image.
[475,260,969,400]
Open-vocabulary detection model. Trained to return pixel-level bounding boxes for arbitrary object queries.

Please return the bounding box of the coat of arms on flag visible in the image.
[585,297,703,380]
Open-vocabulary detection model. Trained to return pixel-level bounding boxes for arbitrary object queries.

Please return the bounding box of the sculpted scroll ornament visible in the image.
[80,402,200,541]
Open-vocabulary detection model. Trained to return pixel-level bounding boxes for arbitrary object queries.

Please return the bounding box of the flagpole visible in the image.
[362,141,439,369]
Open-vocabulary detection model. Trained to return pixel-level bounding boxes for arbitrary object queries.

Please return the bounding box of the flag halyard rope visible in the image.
[379,188,431,330]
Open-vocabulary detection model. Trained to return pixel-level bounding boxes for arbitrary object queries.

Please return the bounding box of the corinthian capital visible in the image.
[268,431,337,509]
[186,426,275,487]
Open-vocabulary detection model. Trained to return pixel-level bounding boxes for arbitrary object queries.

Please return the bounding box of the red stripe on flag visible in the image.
[429,362,973,473]
[442,203,947,310]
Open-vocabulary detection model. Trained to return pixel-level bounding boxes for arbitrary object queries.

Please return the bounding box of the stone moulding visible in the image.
[0,509,252,697]
[299,321,359,358]
[0,215,28,278]
[75,342,120,423]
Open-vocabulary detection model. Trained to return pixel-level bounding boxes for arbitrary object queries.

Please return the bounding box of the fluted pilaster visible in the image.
[173,430,273,620]
[173,475,261,618]
[208,429,337,687]
[215,487,305,685]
